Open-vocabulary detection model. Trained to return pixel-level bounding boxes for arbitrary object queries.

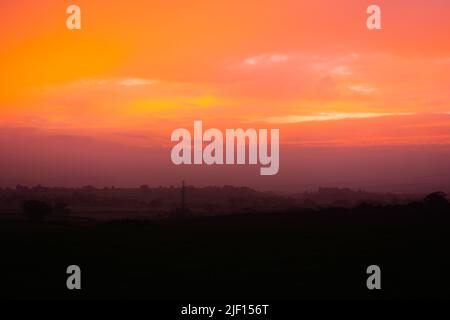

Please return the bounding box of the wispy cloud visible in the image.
[330,65,352,76]
[262,112,414,124]
[117,78,156,86]
[348,85,377,94]
[245,54,289,65]
[76,78,157,87]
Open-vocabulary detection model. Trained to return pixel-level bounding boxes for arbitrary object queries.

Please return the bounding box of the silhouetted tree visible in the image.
[22,200,52,221]
[423,192,449,207]
[54,202,70,216]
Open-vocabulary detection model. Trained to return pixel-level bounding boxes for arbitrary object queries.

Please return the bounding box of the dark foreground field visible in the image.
[1,203,450,300]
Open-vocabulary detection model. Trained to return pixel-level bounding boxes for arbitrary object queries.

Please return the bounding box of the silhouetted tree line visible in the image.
[22,200,70,221]
[19,191,449,222]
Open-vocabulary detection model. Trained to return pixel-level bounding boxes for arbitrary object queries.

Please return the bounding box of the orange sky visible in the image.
[1,0,450,189]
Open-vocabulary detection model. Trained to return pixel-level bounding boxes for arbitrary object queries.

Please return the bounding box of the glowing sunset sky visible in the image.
[1,0,450,191]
